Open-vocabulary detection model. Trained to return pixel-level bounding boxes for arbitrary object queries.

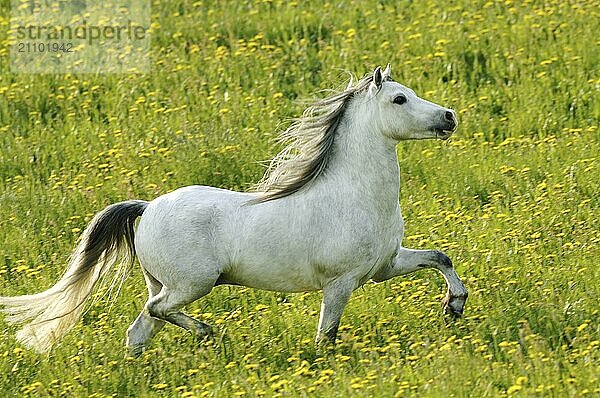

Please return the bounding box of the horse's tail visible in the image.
[0,200,148,353]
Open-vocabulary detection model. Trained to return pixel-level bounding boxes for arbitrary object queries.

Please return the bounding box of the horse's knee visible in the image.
[145,289,181,319]
[145,294,174,320]
[434,250,453,269]
[146,301,166,320]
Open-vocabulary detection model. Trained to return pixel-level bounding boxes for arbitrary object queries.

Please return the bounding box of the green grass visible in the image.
[0,0,599,396]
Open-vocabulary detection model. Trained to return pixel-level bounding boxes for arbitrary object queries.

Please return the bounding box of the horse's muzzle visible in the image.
[434,109,457,140]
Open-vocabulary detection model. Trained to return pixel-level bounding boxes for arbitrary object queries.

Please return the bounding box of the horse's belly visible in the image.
[221,261,322,292]
[222,236,397,293]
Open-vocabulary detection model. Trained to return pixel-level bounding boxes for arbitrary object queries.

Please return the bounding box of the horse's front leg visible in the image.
[315,277,356,344]
[372,247,468,317]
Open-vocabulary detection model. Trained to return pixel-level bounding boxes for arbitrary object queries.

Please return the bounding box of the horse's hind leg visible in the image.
[145,275,217,339]
[126,271,166,357]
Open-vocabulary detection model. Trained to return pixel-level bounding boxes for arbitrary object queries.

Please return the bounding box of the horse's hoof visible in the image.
[444,304,464,318]
[442,293,466,318]
[315,332,337,347]
[190,318,213,335]
[125,345,144,359]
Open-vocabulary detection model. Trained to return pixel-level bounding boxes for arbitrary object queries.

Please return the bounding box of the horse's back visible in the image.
[134,185,252,283]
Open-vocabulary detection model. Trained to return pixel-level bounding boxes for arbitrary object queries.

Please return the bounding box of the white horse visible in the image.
[0,65,468,356]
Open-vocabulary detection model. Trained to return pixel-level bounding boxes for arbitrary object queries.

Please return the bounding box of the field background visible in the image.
[0,0,599,396]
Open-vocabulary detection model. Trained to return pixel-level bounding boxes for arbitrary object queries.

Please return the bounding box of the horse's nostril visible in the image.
[445,111,454,122]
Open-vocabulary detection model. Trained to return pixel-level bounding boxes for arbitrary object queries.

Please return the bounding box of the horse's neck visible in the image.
[316,116,401,210]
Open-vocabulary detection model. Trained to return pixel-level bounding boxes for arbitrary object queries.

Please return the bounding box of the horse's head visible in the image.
[364,65,458,141]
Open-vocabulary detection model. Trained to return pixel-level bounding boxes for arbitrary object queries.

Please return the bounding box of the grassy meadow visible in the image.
[0,0,599,396]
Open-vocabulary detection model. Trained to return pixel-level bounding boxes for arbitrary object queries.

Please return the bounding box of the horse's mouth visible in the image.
[435,129,454,140]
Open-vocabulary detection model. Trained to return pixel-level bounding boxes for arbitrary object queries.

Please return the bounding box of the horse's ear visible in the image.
[373,66,383,88]
[382,63,392,80]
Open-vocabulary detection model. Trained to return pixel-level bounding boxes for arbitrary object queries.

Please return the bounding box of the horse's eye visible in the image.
[393,95,407,105]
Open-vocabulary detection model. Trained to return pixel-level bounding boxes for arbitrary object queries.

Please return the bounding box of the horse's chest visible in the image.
[316,212,399,268]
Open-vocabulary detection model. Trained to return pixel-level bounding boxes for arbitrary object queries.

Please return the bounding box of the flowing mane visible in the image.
[253,73,376,202]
